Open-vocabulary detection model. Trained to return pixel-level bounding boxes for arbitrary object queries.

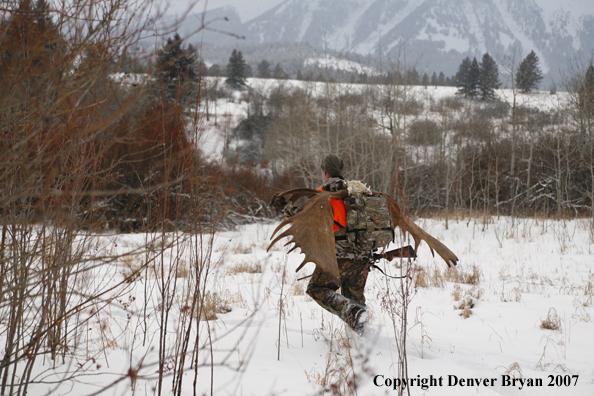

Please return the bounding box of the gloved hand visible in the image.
[269,193,287,214]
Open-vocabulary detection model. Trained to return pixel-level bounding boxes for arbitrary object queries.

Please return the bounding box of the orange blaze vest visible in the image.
[318,187,346,232]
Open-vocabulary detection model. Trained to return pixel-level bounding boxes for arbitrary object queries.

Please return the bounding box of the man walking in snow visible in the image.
[272,154,369,333]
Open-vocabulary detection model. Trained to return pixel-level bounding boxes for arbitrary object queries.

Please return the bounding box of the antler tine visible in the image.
[266,191,340,284]
[386,194,459,268]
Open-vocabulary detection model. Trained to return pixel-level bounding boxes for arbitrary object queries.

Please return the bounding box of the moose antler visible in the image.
[267,190,347,285]
[385,194,458,267]
[267,187,458,284]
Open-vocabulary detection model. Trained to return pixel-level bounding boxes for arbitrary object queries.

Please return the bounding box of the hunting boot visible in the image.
[349,305,368,335]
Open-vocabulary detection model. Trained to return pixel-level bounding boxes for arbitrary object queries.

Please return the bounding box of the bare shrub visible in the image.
[452,116,494,142]
[474,100,509,118]
[437,96,464,111]
[453,286,483,319]
[407,120,441,146]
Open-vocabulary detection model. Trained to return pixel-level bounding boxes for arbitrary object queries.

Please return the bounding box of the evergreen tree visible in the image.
[155,33,199,103]
[455,57,472,96]
[257,60,271,78]
[438,71,446,86]
[272,63,288,79]
[468,58,480,98]
[580,62,594,117]
[455,57,480,97]
[431,72,438,86]
[422,73,429,86]
[405,68,419,85]
[209,64,222,77]
[478,53,500,100]
[516,50,543,92]
[225,49,247,88]
[245,64,253,78]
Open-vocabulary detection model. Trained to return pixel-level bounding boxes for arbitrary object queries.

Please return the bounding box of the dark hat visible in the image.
[321,154,344,177]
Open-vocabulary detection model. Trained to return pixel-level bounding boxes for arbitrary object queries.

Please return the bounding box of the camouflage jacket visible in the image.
[320,177,371,261]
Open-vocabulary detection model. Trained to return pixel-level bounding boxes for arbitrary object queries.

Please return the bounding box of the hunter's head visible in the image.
[321,154,344,180]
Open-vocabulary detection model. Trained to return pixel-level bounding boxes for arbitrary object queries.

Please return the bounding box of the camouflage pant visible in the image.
[306,259,370,328]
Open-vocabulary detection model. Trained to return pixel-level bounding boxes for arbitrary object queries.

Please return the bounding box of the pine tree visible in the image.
[478,53,500,100]
[225,49,247,88]
[155,33,199,103]
[257,60,271,78]
[438,71,446,86]
[456,57,480,98]
[422,73,429,86]
[468,58,480,98]
[405,68,419,85]
[209,64,222,77]
[431,72,438,86]
[580,63,594,117]
[273,63,288,79]
[455,57,472,96]
[516,50,543,92]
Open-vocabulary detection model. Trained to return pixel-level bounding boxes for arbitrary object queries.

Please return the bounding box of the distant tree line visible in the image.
[454,51,544,100]
[204,48,459,88]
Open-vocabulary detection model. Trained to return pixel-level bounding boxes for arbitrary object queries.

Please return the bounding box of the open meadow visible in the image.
[15,214,593,395]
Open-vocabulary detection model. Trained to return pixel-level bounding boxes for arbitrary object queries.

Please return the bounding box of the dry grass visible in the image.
[444,264,481,285]
[414,266,429,288]
[232,242,254,255]
[121,255,141,273]
[414,265,447,288]
[502,362,523,379]
[416,263,481,290]
[120,255,144,282]
[228,261,263,275]
[540,308,562,331]
[147,236,171,252]
[176,260,189,278]
[194,292,232,321]
[500,285,523,302]
[304,327,359,394]
[290,280,306,296]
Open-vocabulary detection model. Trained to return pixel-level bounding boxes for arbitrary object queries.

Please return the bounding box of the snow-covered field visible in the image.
[30,215,594,395]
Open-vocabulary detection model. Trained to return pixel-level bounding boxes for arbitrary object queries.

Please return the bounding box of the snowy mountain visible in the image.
[174,0,594,84]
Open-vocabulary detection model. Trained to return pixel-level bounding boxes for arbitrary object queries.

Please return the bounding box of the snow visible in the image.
[303,56,377,75]
[23,216,594,395]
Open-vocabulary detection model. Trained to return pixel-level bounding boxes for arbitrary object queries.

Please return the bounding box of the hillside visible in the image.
[170,0,594,87]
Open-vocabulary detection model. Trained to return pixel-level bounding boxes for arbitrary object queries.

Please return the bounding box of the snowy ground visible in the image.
[29,215,594,395]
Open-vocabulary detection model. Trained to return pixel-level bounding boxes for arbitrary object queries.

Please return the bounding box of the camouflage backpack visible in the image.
[342,192,394,252]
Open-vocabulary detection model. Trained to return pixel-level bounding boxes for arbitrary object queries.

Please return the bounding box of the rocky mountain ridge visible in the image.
[175,0,594,85]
